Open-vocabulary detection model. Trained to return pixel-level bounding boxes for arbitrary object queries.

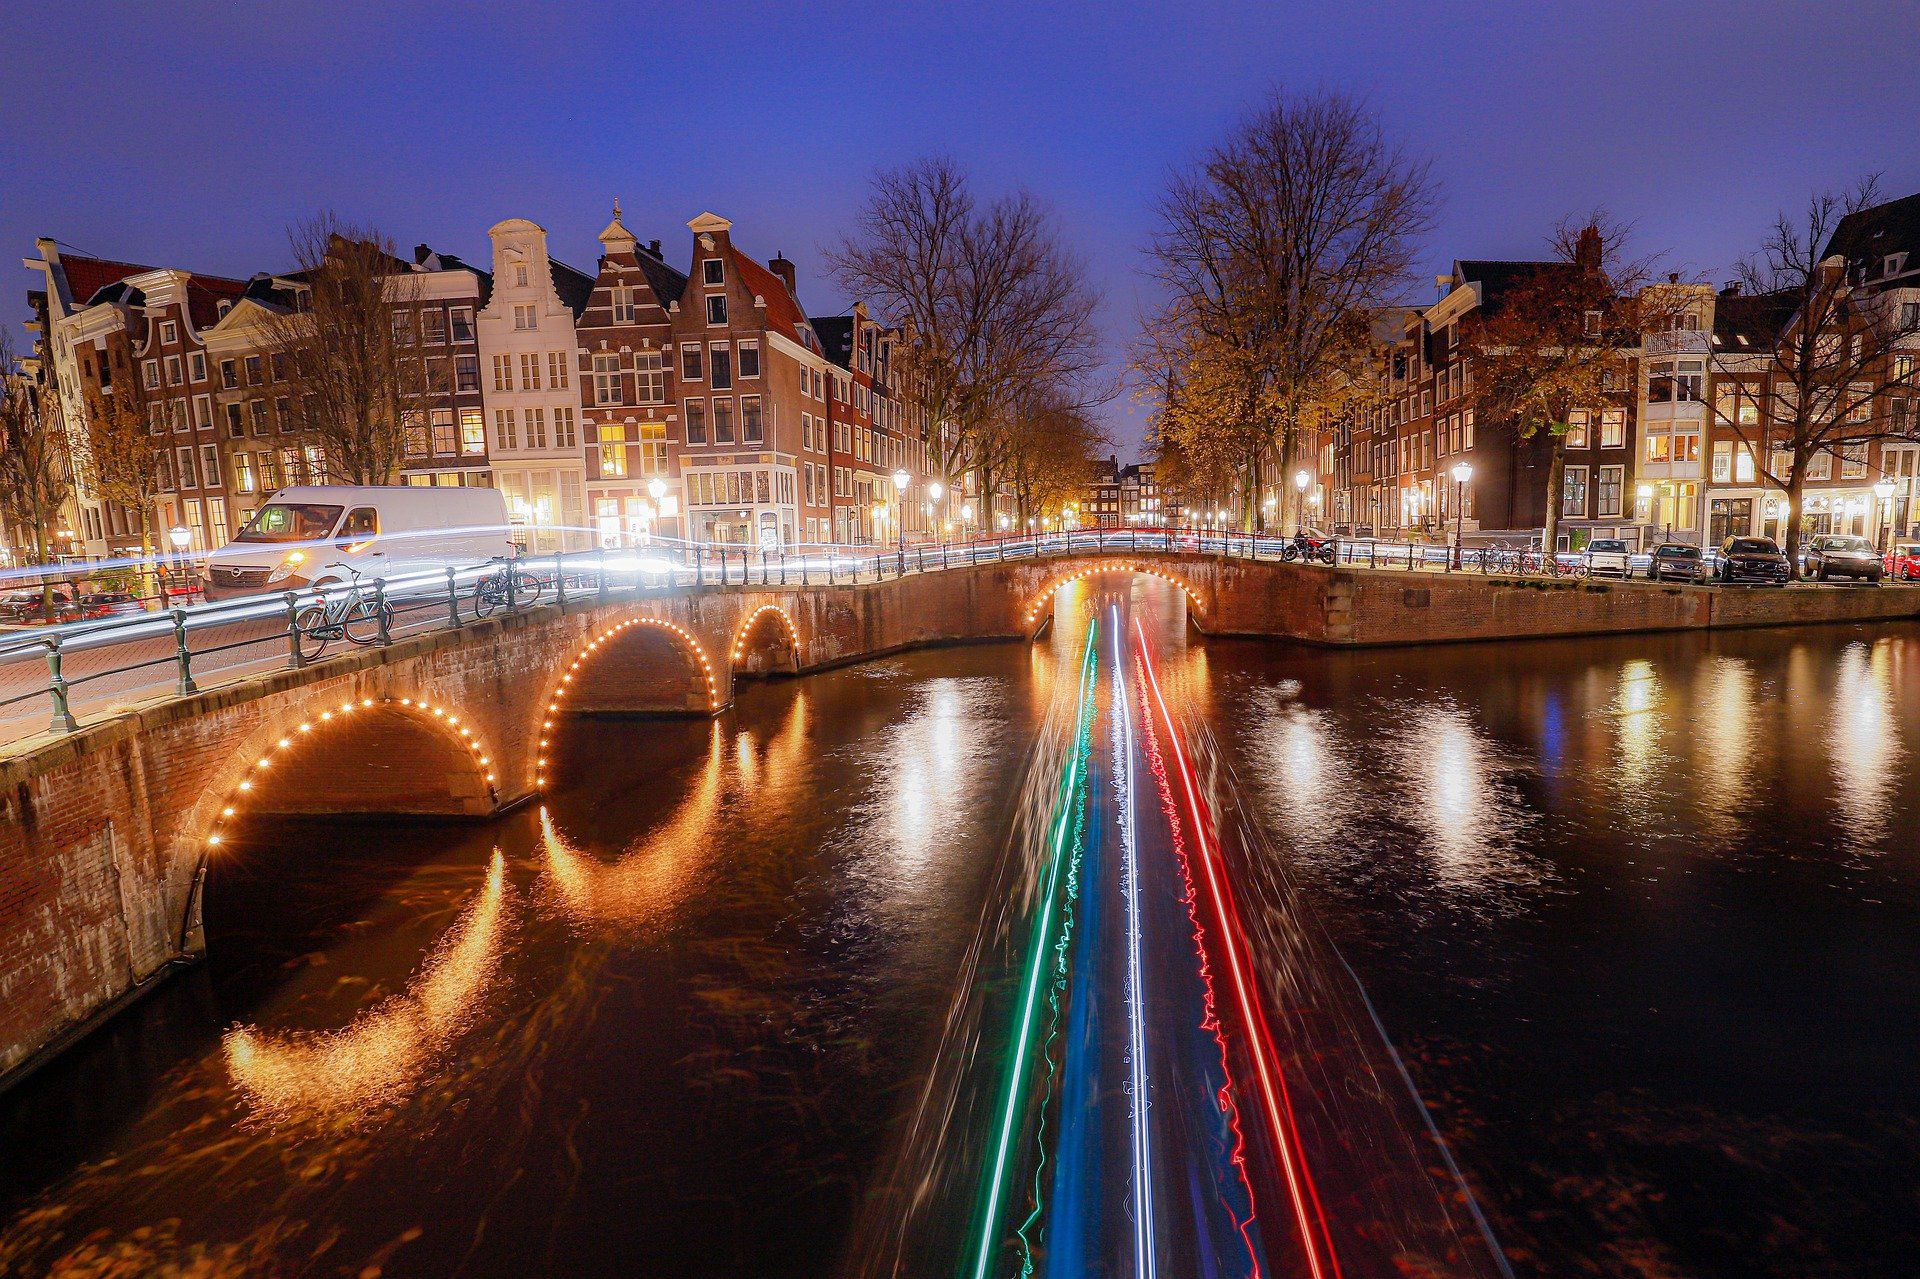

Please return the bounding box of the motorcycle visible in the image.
[1281,532,1337,565]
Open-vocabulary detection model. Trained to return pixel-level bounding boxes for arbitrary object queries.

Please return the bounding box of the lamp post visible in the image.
[1875,478,1897,556]
[891,469,910,566]
[1294,470,1310,536]
[167,525,193,598]
[928,481,944,548]
[646,476,668,545]
[1450,461,1472,569]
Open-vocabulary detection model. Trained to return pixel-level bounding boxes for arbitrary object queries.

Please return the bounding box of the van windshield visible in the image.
[234,503,342,544]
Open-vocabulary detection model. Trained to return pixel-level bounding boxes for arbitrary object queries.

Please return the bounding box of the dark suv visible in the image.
[1648,542,1707,583]
[1803,534,1884,583]
[1715,536,1791,585]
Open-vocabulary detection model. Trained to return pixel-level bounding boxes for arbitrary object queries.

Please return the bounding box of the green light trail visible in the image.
[968,616,1099,1279]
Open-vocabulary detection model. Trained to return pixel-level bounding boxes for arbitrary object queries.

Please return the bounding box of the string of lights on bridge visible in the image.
[539,615,722,790]
[1023,563,1203,629]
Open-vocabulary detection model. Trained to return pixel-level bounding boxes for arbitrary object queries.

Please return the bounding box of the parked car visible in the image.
[1583,538,1634,578]
[1886,542,1920,582]
[76,591,147,618]
[1648,542,1708,583]
[1803,534,1884,583]
[0,589,79,624]
[1715,536,1791,585]
[202,485,515,600]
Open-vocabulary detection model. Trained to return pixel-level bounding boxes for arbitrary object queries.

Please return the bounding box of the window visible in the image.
[706,293,728,326]
[526,407,548,449]
[742,395,763,444]
[225,403,245,438]
[304,444,326,482]
[1675,361,1704,402]
[257,449,279,490]
[593,355,622,405]
[493,354,513,391]
[431,410,457,456]
[246,355,266,386]
[1886,253,1908,278]
[1712,440,1734,483]
[425,357,450,393]
[143,359,160,389]
[1600,409,1625,449]
[461,409,486,456]
[1896,354,1917,385]
[703,258,724,287]
[392,312,414,345]
[188,352,206,383]
[681,344,703,382]
[1565,410,1589,449]
[160,321,178,345]
[1646,433,1671,463]
[200,444,221,488]
[276,397,294,433]
[596,423,628,478]
[612,287,635,324]
[456,354,479,392]
[713,397,735,444]
[548,351,569,388]
[250,400,271,436]
[685,399,706,444]
[421,309,447,344]
[640,421,665,475]
[520,352,542,390]
[802,412,813,452]
[710,344,732,390]
[165,355,183,386]
[234,452,256,493]
[1807,449,1832,480]
[1597,465,1624,517]
[404,417,429,457]
[1840,441,1868,478]
[513,304,537,330]
[739,340,760,378]
[1561,465,1588,516]
[636,351,664,403]
[555,406,576,449]
[451,306,475,341]
[220,359,238,390]
[1648,360,1673,403]
[494,409,518,450]
[1673,432,1700,463]
[177,445,197,488]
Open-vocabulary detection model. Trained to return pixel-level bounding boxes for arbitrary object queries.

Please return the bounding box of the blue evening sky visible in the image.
[6,1,1917,455]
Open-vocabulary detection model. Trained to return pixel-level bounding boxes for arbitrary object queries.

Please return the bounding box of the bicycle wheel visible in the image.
[293,605,333,661]
[341,597,387,645]
[512,570,545,606]
[472,578,503,619]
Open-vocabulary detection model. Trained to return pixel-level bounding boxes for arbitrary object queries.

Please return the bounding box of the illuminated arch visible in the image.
[729,604,801,672]
[537,614,721,791]
[1022,561,1204,628]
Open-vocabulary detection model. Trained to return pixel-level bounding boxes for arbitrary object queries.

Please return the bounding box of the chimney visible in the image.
[414,243,432,264]
[1719,281,1742,298]
[647,239,661,257]
[768,253,798,297]
[1575,224,1603,270]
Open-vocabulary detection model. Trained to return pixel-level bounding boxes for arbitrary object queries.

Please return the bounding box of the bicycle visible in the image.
[472,557,546,619]
[291,571,391,662]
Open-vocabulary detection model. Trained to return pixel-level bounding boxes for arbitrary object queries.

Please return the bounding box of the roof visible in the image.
[55,252,248,329]
[1454,258,1573,313]
[1822,190,1920,278]
[549,258,596,319]
[812,315,855,369]
[634,250,687,313]
[1711,289,1796,351]
[730,249,815,350]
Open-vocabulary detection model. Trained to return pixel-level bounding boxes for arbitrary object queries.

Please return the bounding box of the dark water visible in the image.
[2,577,1917,1277]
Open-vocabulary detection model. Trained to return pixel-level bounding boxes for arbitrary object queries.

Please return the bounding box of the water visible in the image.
[2,577,1917,1277]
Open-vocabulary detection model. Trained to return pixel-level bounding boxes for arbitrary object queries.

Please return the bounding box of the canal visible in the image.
[2,575,1917,1277]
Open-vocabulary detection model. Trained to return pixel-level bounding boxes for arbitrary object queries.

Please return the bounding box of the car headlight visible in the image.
[266,550,306,584]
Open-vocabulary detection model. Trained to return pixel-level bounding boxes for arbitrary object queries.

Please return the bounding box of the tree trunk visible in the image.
[1540,432,1567,552]
[1782,464,1807,580]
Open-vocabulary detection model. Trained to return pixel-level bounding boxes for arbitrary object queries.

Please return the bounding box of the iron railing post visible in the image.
[171,607,198,695]
[373,580,392,646]
[45,637,78,734]
[598,547,609,602]
[446,567,461,627]
[285,591,306,669]
[555,551,568,607]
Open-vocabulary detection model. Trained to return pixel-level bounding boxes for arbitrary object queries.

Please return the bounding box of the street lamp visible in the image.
[1875,477,1898,555]
[928,480,945,547]
[1450,461,1472,569]
[1294,470,1311,536]
[646,476,668,545]
[891,469,910,564]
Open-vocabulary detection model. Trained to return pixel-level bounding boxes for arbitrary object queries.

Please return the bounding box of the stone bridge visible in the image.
[5,548,1918,1082]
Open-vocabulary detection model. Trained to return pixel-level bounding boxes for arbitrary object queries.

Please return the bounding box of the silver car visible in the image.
[1584,538,1633,578]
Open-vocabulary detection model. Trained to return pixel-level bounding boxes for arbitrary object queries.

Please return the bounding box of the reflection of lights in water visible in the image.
[224,850,511,1125]
[1395,706,1539,895]
[1831,641,1903,848]
[1697,658,1754,840]
[1612,658,1662,789]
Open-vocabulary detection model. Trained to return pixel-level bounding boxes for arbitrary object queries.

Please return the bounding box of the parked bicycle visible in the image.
[472,557,546,619]
[291,570,392,661]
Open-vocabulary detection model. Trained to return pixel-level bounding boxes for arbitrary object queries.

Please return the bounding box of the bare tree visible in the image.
[1142,88,1437,532]
[77,381,166,592]
[1705,178,1920,572]
[996,388,1111,526]
[0,333,73,602]
[258,214,423,485]
[828,158,1104,506]
[1462,214,1679,550]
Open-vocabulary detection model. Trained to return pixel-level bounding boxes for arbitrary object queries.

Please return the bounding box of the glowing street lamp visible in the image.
[1293,470,1311,535]
[1875,477,1898,555]
[891,469,910,561]
[1450,460,1473,569]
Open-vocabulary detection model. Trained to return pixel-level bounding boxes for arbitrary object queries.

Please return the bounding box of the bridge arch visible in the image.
[730,604,801,677]
[1021,560,1204,630]
[536,614,722,792]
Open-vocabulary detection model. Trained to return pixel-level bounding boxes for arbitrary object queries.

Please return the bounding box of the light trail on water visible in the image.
[968,615,1099,1279]
[1110,605,1157,1279]
[1134,616,1343,1279]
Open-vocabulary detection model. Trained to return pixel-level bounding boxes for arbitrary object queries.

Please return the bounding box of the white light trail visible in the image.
[1111,604,1156,1279]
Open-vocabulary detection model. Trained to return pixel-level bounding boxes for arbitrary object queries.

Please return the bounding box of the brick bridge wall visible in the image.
[4,551,1917,1081]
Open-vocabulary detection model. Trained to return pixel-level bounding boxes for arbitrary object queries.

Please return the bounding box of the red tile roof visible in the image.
[57,253,249,330]
[729,250,813,350]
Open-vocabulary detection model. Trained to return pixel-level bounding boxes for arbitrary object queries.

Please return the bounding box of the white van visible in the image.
[203,485,515,600]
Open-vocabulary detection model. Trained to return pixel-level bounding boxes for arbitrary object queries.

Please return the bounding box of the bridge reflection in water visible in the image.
[2,577,1918,1277]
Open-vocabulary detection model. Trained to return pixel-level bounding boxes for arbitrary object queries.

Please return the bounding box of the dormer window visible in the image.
[1886,253,1908,278]
[703,259,725,287]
